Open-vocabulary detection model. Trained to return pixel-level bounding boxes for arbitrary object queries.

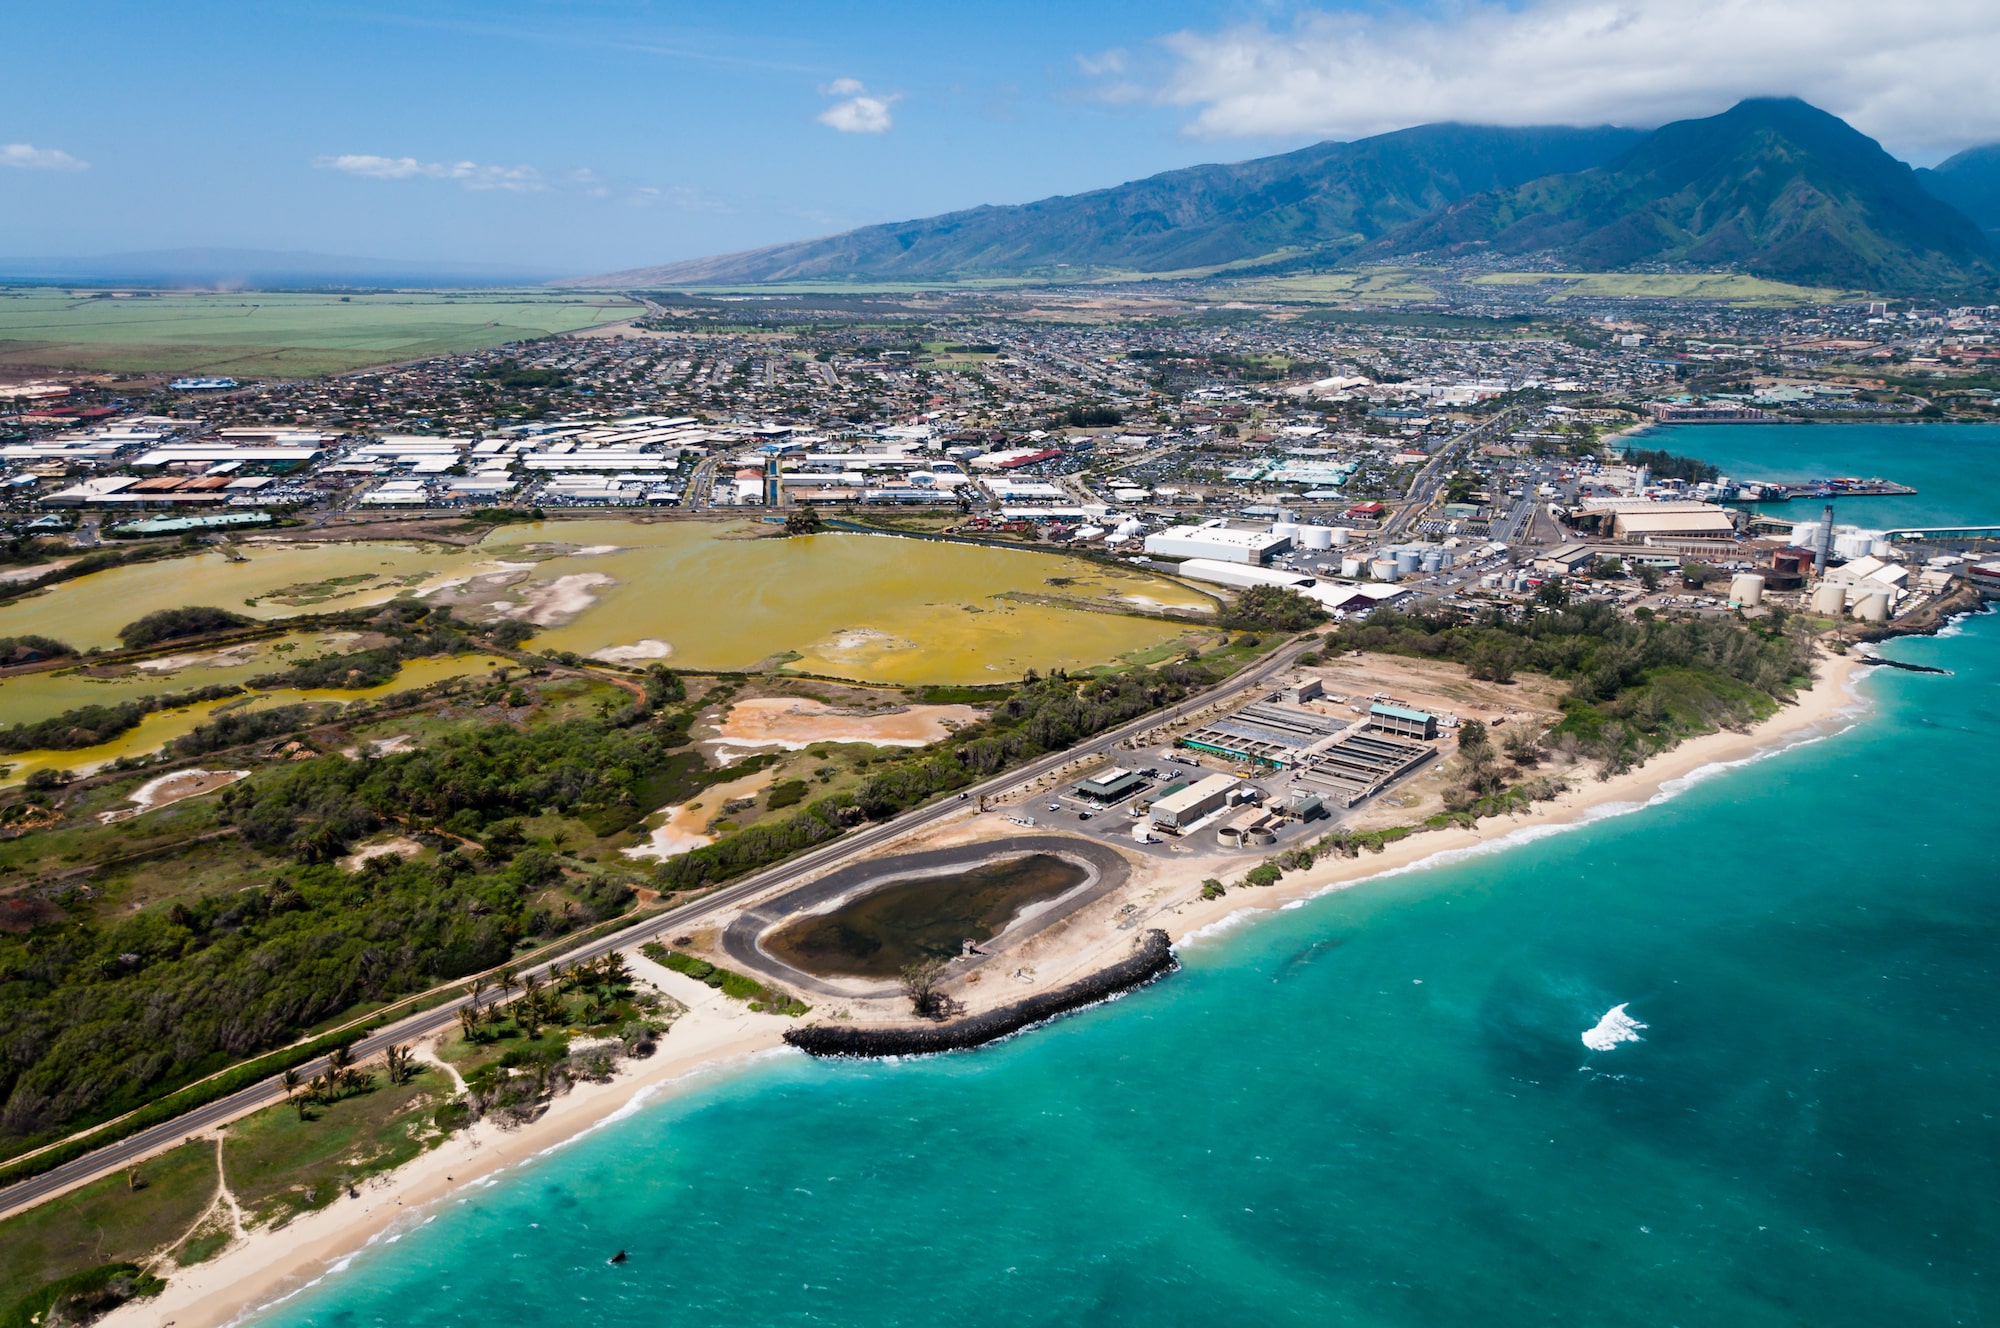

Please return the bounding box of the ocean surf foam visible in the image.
[1582,1003,1647,1051]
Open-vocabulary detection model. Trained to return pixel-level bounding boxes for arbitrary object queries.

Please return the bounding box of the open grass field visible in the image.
[0,289,639,377]
[1228,269,1442,303]
[0,1139,217,1307]
[1466,270,1850,305]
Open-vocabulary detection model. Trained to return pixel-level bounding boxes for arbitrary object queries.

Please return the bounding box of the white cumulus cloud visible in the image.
[1,143,89,172]
[816,79,899,134]
[1144,0,2000,161]
[313,153,544,191]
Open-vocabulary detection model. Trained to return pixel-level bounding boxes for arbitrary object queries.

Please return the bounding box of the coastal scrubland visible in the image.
[0,587,1262,1175]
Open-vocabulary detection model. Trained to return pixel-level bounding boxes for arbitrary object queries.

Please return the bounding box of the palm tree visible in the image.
[384,1043,414,1085]
[497,967,519,999]
[456,1004,479,1040]
[600,953,631,988]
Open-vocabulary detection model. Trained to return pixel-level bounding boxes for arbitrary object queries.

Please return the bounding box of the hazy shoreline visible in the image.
[102,651,1866,1328]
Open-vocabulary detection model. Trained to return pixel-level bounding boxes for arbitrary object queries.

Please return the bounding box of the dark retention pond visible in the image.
[765,852,1089,979]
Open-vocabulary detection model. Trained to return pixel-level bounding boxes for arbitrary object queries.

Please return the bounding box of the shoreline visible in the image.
[102,651,1867,1328]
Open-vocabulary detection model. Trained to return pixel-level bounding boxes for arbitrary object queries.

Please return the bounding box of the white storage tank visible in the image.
[1870,538,1895,558]
[1272,521,1300,541]
[1340,556,1364,579]
[1810,581,1847,615]
[1332,527,1351,547]
[1851,587,1891,622]
[1728,573,1765,607]
[1481,572,1502,589]
[1790,522,1823,548]
[1299,525,1334,551]
[1420,551,1443,574]
[1833,531,1875,561]
[1370,558,1400,582]
[1395,550,1422,576]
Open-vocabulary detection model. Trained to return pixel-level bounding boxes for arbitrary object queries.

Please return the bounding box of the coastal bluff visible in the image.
[785,929,1178,1057]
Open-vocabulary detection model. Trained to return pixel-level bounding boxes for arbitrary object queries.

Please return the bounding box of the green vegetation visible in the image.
[0,1262,161,1328]
[116,606,255,650]
[1063,404,1123,427]
[0,711,673,1156]
[1216,585,1329,633]
[0,637,75,667]
[641,944,808,1016]
[479,358,567,390]
[765,778,809,810]
[1622,447,1720,483]
[0,289,638,377]
[1326,601,1815,775]
[0,1140,213,1310]
[466,506,547,525]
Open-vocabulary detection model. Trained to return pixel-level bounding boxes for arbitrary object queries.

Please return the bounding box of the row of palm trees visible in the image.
[452,954,636,1041]
[281,1041,419,1120]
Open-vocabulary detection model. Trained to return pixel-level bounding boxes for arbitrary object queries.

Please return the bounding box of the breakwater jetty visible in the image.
[785,929,1177,1057]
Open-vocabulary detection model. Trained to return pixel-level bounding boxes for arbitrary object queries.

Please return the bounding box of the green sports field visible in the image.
[0,289,639,377]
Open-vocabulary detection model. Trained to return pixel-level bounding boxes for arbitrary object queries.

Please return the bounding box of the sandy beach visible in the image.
[100,650,1865,1328]
[104,964,796,1328]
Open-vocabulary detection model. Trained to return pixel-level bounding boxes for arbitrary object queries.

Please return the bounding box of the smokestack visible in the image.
[1815,502,1834,573]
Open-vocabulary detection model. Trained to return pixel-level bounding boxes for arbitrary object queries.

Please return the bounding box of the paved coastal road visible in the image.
[0,636,1310,1218]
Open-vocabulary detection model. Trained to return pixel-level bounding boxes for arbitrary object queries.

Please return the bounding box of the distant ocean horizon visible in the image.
[257,424,2000,1328]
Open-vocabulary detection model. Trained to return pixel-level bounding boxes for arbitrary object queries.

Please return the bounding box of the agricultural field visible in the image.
[0,289,639,377]
[1466,271,1850,305]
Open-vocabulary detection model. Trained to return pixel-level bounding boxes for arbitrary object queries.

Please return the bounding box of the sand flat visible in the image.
[715,697,982,749]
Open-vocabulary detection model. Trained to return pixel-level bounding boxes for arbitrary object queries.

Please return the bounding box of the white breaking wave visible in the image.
[1582,1003,1648,1051]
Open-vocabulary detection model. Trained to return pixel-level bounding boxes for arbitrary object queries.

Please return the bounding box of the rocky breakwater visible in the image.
[785,929,1177,1058]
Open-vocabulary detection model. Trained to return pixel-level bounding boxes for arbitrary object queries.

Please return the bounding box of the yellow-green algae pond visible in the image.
[0,520,1208,681]
[0,654,509,785]
[0,521,1210,776]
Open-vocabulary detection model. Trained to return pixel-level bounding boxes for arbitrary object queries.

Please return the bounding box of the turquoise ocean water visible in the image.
[260,426,2000,1328]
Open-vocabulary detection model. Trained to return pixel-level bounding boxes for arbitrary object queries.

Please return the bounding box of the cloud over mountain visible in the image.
[1146,0,2000,161]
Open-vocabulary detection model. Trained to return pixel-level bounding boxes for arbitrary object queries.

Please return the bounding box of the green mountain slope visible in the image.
[1371,99,1994,291]
[1918,144,2000,241]
[582,124,1642,286]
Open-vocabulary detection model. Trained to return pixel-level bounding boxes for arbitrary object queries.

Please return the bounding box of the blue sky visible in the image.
[4,1,1996,275]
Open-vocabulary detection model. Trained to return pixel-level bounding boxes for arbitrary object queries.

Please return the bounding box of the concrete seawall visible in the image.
[784,928,1177,1057]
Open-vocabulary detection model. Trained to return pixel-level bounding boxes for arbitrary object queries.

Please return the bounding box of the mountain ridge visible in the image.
[573,99,1997,295]
[1369,99,1994,291]
[576,124,1644,286]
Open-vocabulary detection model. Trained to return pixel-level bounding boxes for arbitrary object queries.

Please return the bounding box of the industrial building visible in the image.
[1144,520,1291,565]
[1075,767,1149,803]
[1149,773,1241,830]
[1181,700,1346,767]
[1293,732,1436,806]
[1367,704,1437,740]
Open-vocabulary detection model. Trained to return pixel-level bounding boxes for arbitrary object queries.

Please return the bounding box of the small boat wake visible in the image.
[1581,1003,1647,1052]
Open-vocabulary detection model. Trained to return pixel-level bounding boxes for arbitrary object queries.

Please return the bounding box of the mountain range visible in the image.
[586,99,1999,295]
